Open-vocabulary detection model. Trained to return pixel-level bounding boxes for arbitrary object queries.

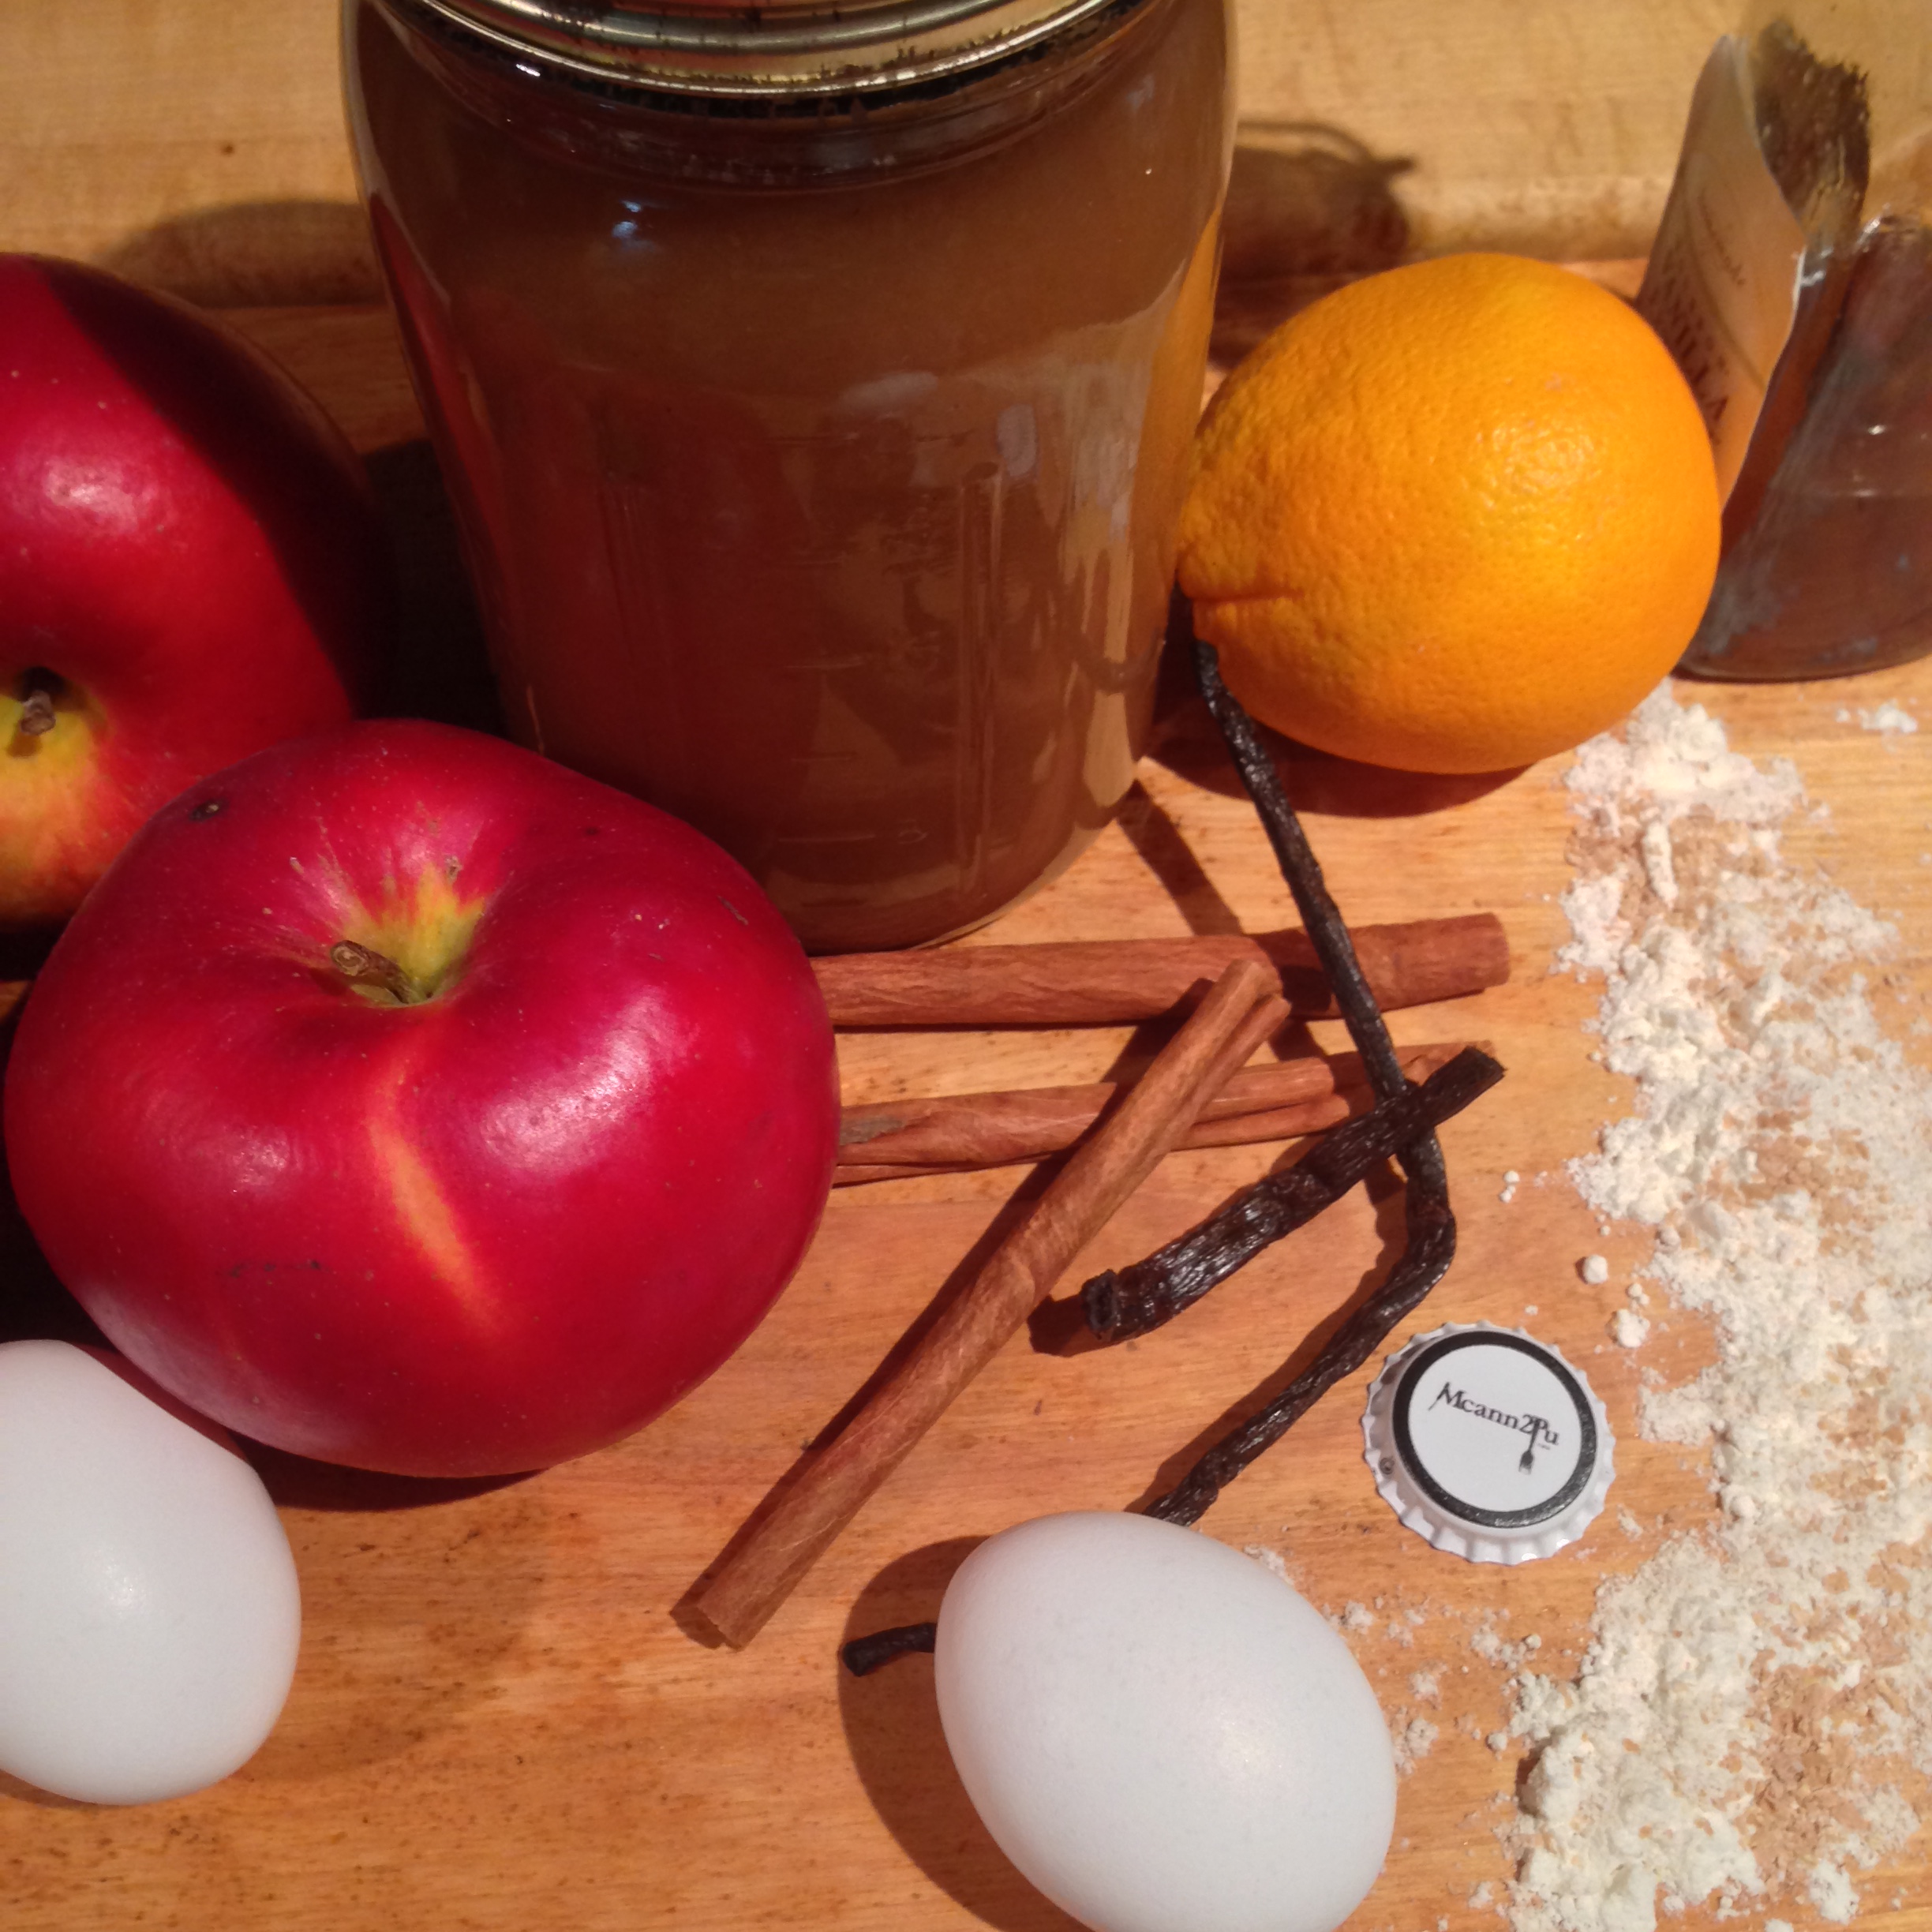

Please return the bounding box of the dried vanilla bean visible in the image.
[1138,639,1471,1526]
[841,1622,937,1676]
[837,1046,1496,1669]
[837,643,1495,1670]
[1189,636,1447,1186]
[1142,1183,1458,1525]
[1084,1045,1502,1344]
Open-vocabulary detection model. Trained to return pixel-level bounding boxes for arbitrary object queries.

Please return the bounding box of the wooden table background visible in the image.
[5,6,1930,1930]
[2,0,1734,305]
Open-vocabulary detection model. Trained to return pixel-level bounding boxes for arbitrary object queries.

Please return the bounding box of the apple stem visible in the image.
[329,940,427,1005]
[16,689,56,737]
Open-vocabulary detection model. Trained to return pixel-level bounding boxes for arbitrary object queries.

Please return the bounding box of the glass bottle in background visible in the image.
[1641,2,1932,680]
[343,0,1233,953]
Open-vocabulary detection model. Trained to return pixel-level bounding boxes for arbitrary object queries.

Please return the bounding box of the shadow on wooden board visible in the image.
[1145,597,1529,821]
[99,198,384,309]
[837,1537,1086,1932]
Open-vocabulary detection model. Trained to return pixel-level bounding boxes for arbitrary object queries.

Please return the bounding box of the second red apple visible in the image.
[0,255,386,926]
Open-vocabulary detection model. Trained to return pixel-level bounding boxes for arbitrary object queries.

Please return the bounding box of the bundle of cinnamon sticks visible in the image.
[820,912,1507,1184]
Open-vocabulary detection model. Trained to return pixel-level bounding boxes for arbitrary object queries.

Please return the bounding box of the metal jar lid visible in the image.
[1361,1323,1614,1565]
[399,0,1137,95]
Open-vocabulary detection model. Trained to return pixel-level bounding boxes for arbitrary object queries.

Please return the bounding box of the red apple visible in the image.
[2,720,840,1477]
[0,254,386,927]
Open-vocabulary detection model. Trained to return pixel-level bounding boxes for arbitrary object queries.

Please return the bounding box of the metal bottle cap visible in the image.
[1361,1323,1613,1565]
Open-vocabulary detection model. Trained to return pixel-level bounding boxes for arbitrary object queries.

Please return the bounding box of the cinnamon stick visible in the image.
[811,914,1507,1028]
[833,1042,1470,1182]
[689,957,1280,1649]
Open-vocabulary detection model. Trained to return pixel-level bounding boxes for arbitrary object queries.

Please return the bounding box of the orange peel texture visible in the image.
[1178,254,1722,774]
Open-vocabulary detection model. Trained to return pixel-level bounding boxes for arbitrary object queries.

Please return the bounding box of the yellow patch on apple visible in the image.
[338,865,488,1005]
[0,698,132,926]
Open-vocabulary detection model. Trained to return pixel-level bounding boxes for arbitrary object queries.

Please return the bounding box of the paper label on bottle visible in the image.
[1638,36,1808,502]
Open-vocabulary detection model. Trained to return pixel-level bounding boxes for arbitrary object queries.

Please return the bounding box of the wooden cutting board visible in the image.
[2,298,1930,1932]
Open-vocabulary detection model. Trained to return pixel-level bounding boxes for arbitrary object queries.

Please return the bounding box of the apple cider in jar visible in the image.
[343,0,1233,952]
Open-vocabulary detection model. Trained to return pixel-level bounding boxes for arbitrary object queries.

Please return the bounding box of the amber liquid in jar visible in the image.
[344,0,1232,951]
[1687,218,1932,679]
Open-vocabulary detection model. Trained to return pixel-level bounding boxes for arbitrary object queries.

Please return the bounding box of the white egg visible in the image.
[0,1339,301,1804]
[934,1511,1395,1932]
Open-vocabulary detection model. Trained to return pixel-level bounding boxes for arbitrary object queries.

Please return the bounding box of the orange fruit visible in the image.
[1177,253,1721,773]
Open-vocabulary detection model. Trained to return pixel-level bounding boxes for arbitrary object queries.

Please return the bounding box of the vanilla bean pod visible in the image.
[1140,1185,1458,1525]
[1189,635,1447,1193]
[838,646,1492,1672]
[1136,639,1473,1528]
[830,1058,1507,1676]
[842,1622,936,1676]
[1084,1045,1503,1345]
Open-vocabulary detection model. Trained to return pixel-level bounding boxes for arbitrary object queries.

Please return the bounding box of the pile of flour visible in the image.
[1499,686,1932,1930]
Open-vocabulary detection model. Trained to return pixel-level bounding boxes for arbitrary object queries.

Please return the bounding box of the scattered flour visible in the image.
[1608,1308,1649,1349]
[1497,685,1932,1930]
[1578,1254,1610,1285]
[1837,699,1918,735]
[1243,1542,1290,1583]
[1391,1713,1440,1776]
[1473,1621,1543,1672]
[1807,1860,1859,1923]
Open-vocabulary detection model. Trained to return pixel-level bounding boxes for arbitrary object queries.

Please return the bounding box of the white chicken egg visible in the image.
[934,1511,1395,1932]
[0,1339,301,1804]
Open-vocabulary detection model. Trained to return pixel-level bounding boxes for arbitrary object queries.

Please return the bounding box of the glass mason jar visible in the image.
[342,0,1234,950]
[1648,3,1932,680]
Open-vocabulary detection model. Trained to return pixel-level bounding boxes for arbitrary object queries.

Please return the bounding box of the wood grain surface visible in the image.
[3,8,1930,1926]
[0,0,1731,305]
[0,294,1928,1932]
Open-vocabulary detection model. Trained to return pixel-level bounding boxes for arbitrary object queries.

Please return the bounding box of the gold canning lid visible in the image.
[399,0,1143,96]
